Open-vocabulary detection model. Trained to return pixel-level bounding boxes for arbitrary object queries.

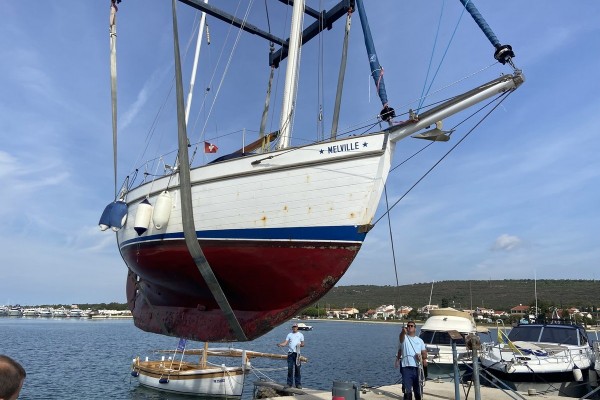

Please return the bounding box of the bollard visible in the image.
[332,381,360,400]
[470,336,481,400]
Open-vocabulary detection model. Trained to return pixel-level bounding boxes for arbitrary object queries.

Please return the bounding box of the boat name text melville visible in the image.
[322,141,365,154]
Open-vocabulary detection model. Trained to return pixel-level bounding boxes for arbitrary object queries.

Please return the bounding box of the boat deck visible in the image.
[255,380,582,399]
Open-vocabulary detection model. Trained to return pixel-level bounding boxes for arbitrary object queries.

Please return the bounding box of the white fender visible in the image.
[153,191,172,230]
[133,199,153,236]
[573,366,583,382]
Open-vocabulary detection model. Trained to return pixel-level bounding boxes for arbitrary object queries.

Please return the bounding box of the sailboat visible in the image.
[131,339,307,397]
[100,0,524,342]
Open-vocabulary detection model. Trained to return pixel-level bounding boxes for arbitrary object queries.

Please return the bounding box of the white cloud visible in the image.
[491,234,523,252]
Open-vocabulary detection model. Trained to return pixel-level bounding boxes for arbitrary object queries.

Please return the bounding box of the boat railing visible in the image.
[509,342,591,367]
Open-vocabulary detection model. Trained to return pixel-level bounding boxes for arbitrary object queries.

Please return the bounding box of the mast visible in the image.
[428,281,434,309]
[276,0,305,150]
[534,270,538,320]
[185,0,209,125]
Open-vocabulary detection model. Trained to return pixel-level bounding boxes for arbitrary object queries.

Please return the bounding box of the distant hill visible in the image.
[314,280,600,312]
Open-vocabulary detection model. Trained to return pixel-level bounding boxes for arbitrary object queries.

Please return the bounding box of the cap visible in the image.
[292,323,298,327]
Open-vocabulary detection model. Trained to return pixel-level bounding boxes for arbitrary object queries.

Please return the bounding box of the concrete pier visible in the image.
[254,380,578,399]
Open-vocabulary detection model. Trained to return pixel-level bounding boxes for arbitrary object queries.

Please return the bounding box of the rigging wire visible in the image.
[190,0,256,161]
[188,32,229,164]
[119,5,202,192]
[417,1,470,112]
[417,0,445,113]
[263,0,271,34]
[372,89,515,229]
[384,185,402,309]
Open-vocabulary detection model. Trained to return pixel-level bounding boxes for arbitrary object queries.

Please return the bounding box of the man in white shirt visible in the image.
[397,321,427,400]
[277,323,305,388]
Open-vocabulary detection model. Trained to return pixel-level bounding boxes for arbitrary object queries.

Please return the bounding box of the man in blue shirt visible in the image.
[397,321,427,400]
[277,323,305,389]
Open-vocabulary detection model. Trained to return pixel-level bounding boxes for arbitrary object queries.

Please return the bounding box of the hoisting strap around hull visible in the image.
[171,0,247,341]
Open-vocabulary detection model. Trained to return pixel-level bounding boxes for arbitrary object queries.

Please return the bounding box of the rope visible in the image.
[295,343,302,366]
[418,362,426,398]
[109,0,119,199]
[384,185,401,308]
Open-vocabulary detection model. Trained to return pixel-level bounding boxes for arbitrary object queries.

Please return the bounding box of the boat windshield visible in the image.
[420,331,466,345]
[539,327,579,345]
[508,325,580,345]
[508,326,542,342]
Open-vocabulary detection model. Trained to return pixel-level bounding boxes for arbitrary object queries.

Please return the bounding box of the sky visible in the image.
[0,1,599,306]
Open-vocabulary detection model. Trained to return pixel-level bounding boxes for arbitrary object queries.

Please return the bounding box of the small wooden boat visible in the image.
[131,341,307,397]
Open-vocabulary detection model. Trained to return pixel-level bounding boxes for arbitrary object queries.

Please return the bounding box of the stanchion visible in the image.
[452,341,460,400]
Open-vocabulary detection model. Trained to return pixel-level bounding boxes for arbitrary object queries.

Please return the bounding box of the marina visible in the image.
[0,305,132,319]
[1,0,600,399]
[2,316,599,399]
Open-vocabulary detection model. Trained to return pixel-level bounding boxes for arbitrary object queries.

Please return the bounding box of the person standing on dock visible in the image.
[0,355,26,400]
[398,321,427,400]
[277,323,305,389]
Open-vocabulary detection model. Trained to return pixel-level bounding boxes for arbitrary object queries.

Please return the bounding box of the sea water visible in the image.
[0,318,405,400]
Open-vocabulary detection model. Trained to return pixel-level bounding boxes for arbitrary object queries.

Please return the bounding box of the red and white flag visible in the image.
[204,141,218,153]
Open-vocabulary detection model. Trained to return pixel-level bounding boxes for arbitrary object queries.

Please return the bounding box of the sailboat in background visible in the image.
[100,0,524,341]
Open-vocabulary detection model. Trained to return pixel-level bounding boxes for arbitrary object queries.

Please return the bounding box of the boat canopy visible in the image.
[421,308,477,334]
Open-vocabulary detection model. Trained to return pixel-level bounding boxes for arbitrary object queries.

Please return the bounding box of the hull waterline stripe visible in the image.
[120,225,366,247]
